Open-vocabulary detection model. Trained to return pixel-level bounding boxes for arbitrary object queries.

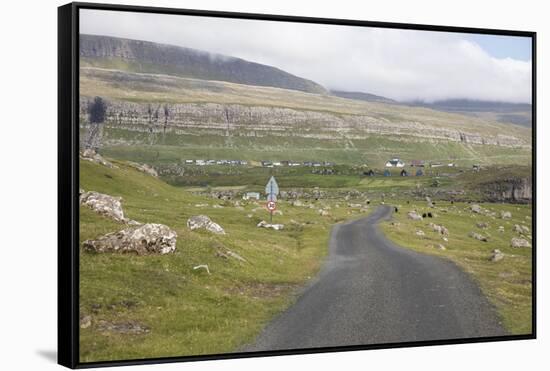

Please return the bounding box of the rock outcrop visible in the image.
[80,191,126,222]
[128,162,158,177]
[187,215,226,234]
[257,221,284,230]
[80,149,114,168]
[83,223,177,254]
[510,237,531,248]
[407,211,423,221]
[479,177,532,203]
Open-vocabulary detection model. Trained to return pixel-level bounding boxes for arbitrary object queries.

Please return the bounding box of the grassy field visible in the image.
[79,158,371,362]
[98,126,532,170]
[380,201,532,334]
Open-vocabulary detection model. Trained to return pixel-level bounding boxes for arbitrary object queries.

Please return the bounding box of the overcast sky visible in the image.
[80,9,532,103]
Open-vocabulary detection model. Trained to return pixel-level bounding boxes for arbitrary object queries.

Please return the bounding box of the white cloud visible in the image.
[80,9,532,103]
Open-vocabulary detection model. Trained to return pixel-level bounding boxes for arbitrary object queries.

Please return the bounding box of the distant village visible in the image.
[182,157,481,176]
[183,159,335,167]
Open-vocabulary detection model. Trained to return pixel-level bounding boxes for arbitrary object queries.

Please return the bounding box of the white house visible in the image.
[385,158,405,168]
[243,192,260,200]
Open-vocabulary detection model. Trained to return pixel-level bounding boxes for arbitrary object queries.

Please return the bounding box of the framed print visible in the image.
[58,2,536,368]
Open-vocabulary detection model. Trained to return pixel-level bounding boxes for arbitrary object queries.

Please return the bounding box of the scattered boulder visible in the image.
[490,249,504,262]
[476,222,489,229]
[257,221,284,230]
[319,209,330,216]
[415,229,425,236]
[469,231,488,242]
[513,224,530,235]
[80,149,114,168]
[80,191,126,222]
[498,226,505,233]
[128,162,158,177]
[501,211,512,219]
[187,215,226,234]
[80,315,92,329]
[83,223,177,254]
[429,223,449,236]
[348,203,363,208]
[407,211,423,221]
[511,237,531,248]
[436,244,446,250]
[291,200,304,207]
[470,204,482,213]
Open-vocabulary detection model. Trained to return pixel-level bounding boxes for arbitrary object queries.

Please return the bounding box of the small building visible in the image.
[384,169,391,177]
[206,160,216,165]
[312,162,322,167]
[289,161,301,167]
[364,169,375,176]
[410,160,425,167]
[273,161,282,167]
[185,159,194,164]
[240,160,248,166]
[385,158,405,168]
[261,161,273,167]
[303,161,313,167]
[473,164,481,171]
[416,169,424,176]
[400,169,409,177]
[243,192,260,200]
[447,163,456,167]
[430,162,443,168]
[280,161,290,167]
[196,159,206,166]
[324,161,335,166]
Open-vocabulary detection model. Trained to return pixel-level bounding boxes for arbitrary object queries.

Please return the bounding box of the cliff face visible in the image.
[80,34,327,95]
[79,97,530,148]
[479,177,532,202]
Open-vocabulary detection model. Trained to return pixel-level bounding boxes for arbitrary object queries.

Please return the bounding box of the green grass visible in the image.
[380,201,532,334]
[79,159,370,362]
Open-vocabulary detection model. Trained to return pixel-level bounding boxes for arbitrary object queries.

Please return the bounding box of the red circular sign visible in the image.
[266,201,277,211]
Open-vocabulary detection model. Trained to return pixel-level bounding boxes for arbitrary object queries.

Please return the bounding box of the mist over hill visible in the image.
[80,34,327,95]
[406,99,532,127]
[330,90,397,104]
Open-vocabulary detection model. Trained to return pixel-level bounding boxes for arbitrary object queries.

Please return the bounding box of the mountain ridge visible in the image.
[80,34,328,95]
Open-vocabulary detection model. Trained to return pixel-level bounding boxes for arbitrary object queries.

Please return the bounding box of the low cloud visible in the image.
[81,10,532,103]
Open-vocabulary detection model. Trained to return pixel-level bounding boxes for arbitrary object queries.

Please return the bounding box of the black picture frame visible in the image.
[58,2,537,368]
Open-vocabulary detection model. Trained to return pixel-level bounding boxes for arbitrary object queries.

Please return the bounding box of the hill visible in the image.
[80,66,531,169]
[80,34,327,95]
[330,90,397,104]
[407,99,532,128]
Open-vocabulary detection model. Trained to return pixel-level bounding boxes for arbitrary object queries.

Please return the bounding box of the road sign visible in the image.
[267,193,277,202]
[265,176,279,196]
[266,201,277,211]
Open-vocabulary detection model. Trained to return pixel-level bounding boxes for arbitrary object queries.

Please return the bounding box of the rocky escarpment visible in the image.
[478,177,532,203]
[80,34,327,95]
[79,97,530,148]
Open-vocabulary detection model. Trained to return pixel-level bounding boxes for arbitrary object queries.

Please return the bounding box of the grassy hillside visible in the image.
[79,158,369,362]
[99,131,531,169]
[381,201,532,334]
[80,34,327,94]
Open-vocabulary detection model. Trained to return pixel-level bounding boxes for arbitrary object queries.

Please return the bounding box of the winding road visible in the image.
[245,205,506,351]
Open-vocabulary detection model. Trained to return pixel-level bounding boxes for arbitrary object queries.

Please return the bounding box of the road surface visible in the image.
[245,205,506,351]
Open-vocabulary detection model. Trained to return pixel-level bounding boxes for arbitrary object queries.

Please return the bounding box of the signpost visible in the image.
[265,176,279,223]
